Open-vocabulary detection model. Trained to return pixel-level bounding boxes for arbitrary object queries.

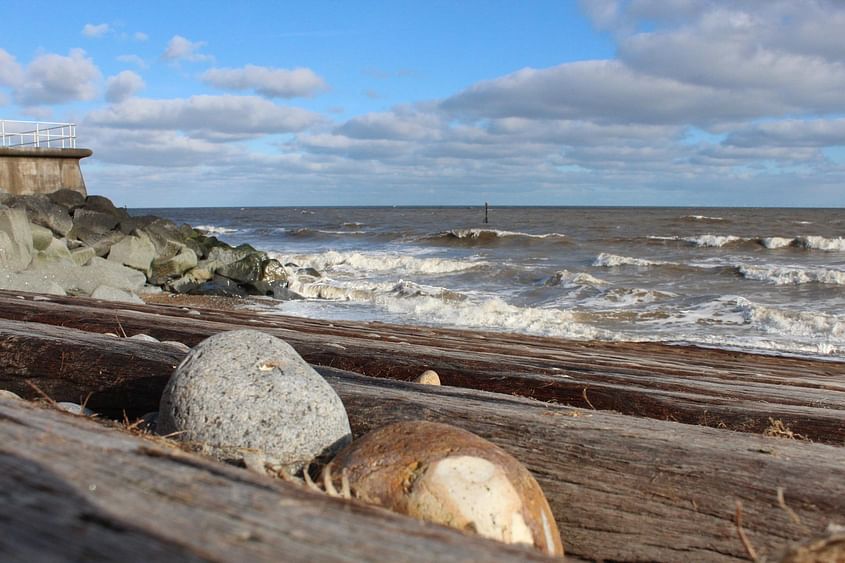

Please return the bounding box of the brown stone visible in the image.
[322,420,563,557]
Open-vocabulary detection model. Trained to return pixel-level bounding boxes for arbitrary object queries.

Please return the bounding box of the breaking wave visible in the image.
[195,224,238,235]
[593,253,674,268]
[736,264,845,286]
[270,250,485,275]
[286,275,602,340]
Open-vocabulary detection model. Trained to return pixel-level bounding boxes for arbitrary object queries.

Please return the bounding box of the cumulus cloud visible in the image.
[82,23,111,38]
[105,70,145,103]
[162,35,213,63]
[14,49,101,105]
[201,64,327,98]
[0,48,23,87]
[86,95,323,136]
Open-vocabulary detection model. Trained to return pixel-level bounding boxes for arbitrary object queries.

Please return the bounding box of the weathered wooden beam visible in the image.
[0,398,552,562]
[0,317,843,561]
[0,291,843,443]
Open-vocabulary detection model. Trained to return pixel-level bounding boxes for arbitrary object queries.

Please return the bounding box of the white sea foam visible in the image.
[195,224,237,235]
[545,270,607,288]
[681,215,725,221]
[796,236,845,251]
[734,297,845,340]
[271,250,484,275]
[761,237,793,249]
[593,253,672,268]
[446,228,566,240]
[285,275,601,339]
[684,234,741,247]
[737,264,845,286]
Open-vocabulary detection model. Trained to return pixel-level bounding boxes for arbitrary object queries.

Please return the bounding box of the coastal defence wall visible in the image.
[0,147,92,197]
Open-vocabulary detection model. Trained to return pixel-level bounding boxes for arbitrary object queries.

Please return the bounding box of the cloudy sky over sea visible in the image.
[1,1,844,207]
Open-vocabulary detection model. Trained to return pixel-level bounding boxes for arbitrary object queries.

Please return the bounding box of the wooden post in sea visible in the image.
[484,202,489,224]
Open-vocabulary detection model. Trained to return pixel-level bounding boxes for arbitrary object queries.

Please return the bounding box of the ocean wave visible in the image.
[796,236,845,251]
[583,287,677,307]
[680,214,726,222]
[648,235,742,247]
[286,276,601,339]
[651,234,845,251]
[734,297,845,340]
[270,250,484,275]
[737,264,845,286]
[195,224,238,235]
[426,228,567,246]
[593,253,673,268]
[545,270,607,288]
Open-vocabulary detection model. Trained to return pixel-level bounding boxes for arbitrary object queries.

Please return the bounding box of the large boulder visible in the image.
[30,256,146,296]
[0,271,65,295]
[90,285,144,304]
[28,237,74,269]
[0,207,33,271]
[83,195,130,222]
[191,274,250,298]
[108,235,156,277]
[134,219,187,259]
[47,189,86,211]
[217,252,263,284]
[5,195,73,236]
[149,247,198,285]
[158,330,352,474]
[30,223,54,251]
[70,246,95,267]
[70,209,120,235]
[67,228,126,257]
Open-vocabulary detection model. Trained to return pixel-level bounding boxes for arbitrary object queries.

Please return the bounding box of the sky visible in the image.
[1,0,844,208]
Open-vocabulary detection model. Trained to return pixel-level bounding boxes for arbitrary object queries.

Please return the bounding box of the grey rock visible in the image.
[261,259,288,283]
[90,285,144,304]
[0,207,33,271]
[129,333,159,342]
[31,256,146,296]
[5,194,73,236]
[47,189,86,211]
[192,274,249,298]
[83,195,130,221]
[158,329,352,474]
[68,227,125,257]
[271,286,305,301]
[217,252,263,284]
[71,209,120,235]
[134,219,186,258]
[0,389,22,401]
[70,246,96,266]
[108,235,156,276]
[30,223,54,251]
[29,237,74,269]
[0,271,66,295]
[150,246,198,284]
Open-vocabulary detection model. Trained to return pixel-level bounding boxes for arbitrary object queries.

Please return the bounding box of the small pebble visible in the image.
[162,341,191,352]
[414,370,441,385]
[57,402,95,416]
[129,333,160,343]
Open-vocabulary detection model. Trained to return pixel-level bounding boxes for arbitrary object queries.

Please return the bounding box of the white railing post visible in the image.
[0,120,77,148]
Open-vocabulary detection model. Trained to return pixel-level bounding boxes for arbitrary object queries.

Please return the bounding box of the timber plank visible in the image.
[0,397,552,562]
[0,318,843,561]
[0,292,842,442]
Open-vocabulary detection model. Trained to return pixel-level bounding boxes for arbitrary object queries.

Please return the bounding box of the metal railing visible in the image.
[0,120,77,149]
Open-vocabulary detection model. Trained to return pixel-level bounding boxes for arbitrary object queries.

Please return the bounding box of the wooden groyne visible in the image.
[1,290,844,561]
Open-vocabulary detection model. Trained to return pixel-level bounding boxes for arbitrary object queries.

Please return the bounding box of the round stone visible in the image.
[414,370,441,385]
[322,420,563,557]
[157,329,352,474]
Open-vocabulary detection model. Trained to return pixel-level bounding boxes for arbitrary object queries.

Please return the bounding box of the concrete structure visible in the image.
[0,147,92,197]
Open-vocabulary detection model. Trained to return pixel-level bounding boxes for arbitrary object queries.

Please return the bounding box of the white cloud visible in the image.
[133,32,149,42]
[162,35,213,63]
[105,70,145,103]
[86,95,323,136]
[116,54,147,69]
[82,23,111,38]
[0,48,23,87]
[201,65,327,98]
[14,49,101,105]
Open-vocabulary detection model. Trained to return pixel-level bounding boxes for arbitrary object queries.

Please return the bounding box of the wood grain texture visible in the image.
[0,290,842,443]
[0,397,553,563]
[0,315,842,561]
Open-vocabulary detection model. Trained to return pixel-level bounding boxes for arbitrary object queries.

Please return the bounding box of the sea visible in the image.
[137,206,845,361]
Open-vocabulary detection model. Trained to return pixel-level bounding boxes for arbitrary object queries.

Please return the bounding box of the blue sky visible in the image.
[1,0,844,207]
